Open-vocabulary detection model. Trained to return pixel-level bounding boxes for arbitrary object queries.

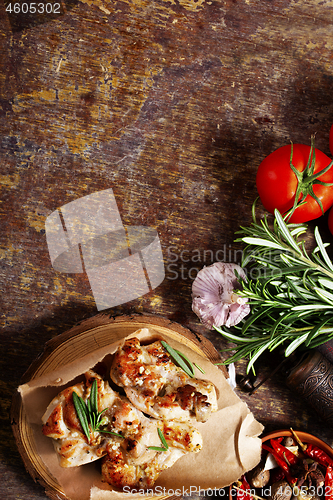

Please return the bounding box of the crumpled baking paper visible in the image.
[18,328,264,500]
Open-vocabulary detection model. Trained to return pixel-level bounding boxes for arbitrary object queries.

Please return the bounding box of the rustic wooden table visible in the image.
[2,0,333,499]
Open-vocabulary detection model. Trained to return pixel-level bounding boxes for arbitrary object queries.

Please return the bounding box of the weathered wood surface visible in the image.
[1,0,333,498]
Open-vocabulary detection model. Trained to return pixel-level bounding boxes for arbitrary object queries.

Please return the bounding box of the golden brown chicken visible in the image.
[42,370,118,467]
[101,419,202,490]
[42,370,202,489]
[110,337,218,422]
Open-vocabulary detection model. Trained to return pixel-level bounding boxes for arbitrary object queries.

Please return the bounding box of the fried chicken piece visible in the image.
[110,337,218,422]
[101,420,202,490]
[42,368,203,487]
[42,370,118,467]
[102,445,184,490]
[42,370,159,468]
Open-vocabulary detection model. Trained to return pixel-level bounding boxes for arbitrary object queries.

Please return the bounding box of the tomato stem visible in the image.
[286,136,333,221]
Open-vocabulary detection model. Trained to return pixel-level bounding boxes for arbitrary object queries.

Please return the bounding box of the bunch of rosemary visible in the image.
[215,204,333,373]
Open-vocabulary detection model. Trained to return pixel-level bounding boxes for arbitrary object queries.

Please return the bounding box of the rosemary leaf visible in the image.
[214,325,259,343]
[291,303,333,311]
[274,210,302,254]
[314,226,333,272]
[157,428,169,449]
[99,430,124,438]
[318,278,333,290]
[72,391,90,442]
[314,287,333,304]
[284,333,309,357]
[174,349,195,377]
[161,341,195,378]
[90,379,99,414]
[247,340,275,374]
[194,362,205,374]
[147,446,169,452]
[148,428,169,452]
[306,317,333,346]
[242,237,284,251]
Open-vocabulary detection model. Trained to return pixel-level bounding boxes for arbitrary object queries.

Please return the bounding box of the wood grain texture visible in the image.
[1,0,333,498]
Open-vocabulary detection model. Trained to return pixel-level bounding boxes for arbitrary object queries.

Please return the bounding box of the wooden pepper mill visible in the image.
[286,350,333,425]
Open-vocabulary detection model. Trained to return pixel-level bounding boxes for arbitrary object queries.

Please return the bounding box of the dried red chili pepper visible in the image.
[325,464,333,500]
[262,443,297,485]
[270,438,298,466]
[270,467,285,484]
[290,428,333,468]
[235,475,253,500]
[306,444,333,468]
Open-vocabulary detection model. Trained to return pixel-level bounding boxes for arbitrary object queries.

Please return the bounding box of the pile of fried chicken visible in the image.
[42,337,218,490]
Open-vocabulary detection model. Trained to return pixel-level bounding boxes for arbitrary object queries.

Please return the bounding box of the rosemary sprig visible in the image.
[148,428,169,452]
[72,379,123,443]
[161,340,204,377]
[215,203,333,374]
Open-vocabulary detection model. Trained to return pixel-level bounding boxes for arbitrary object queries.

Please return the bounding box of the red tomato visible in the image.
[256,142,333,223]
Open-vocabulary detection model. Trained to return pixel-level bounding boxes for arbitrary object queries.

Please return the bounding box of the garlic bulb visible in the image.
[191,262,250,329]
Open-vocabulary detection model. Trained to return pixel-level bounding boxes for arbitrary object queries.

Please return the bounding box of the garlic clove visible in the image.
[191,262,250,329]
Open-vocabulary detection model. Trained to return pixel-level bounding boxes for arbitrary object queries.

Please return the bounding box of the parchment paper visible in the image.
[18,328,264,500]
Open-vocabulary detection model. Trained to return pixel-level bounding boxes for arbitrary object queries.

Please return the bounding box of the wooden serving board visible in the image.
[11,313,227,500]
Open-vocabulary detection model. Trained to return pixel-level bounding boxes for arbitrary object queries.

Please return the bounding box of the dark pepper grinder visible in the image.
[285,350,333,425]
